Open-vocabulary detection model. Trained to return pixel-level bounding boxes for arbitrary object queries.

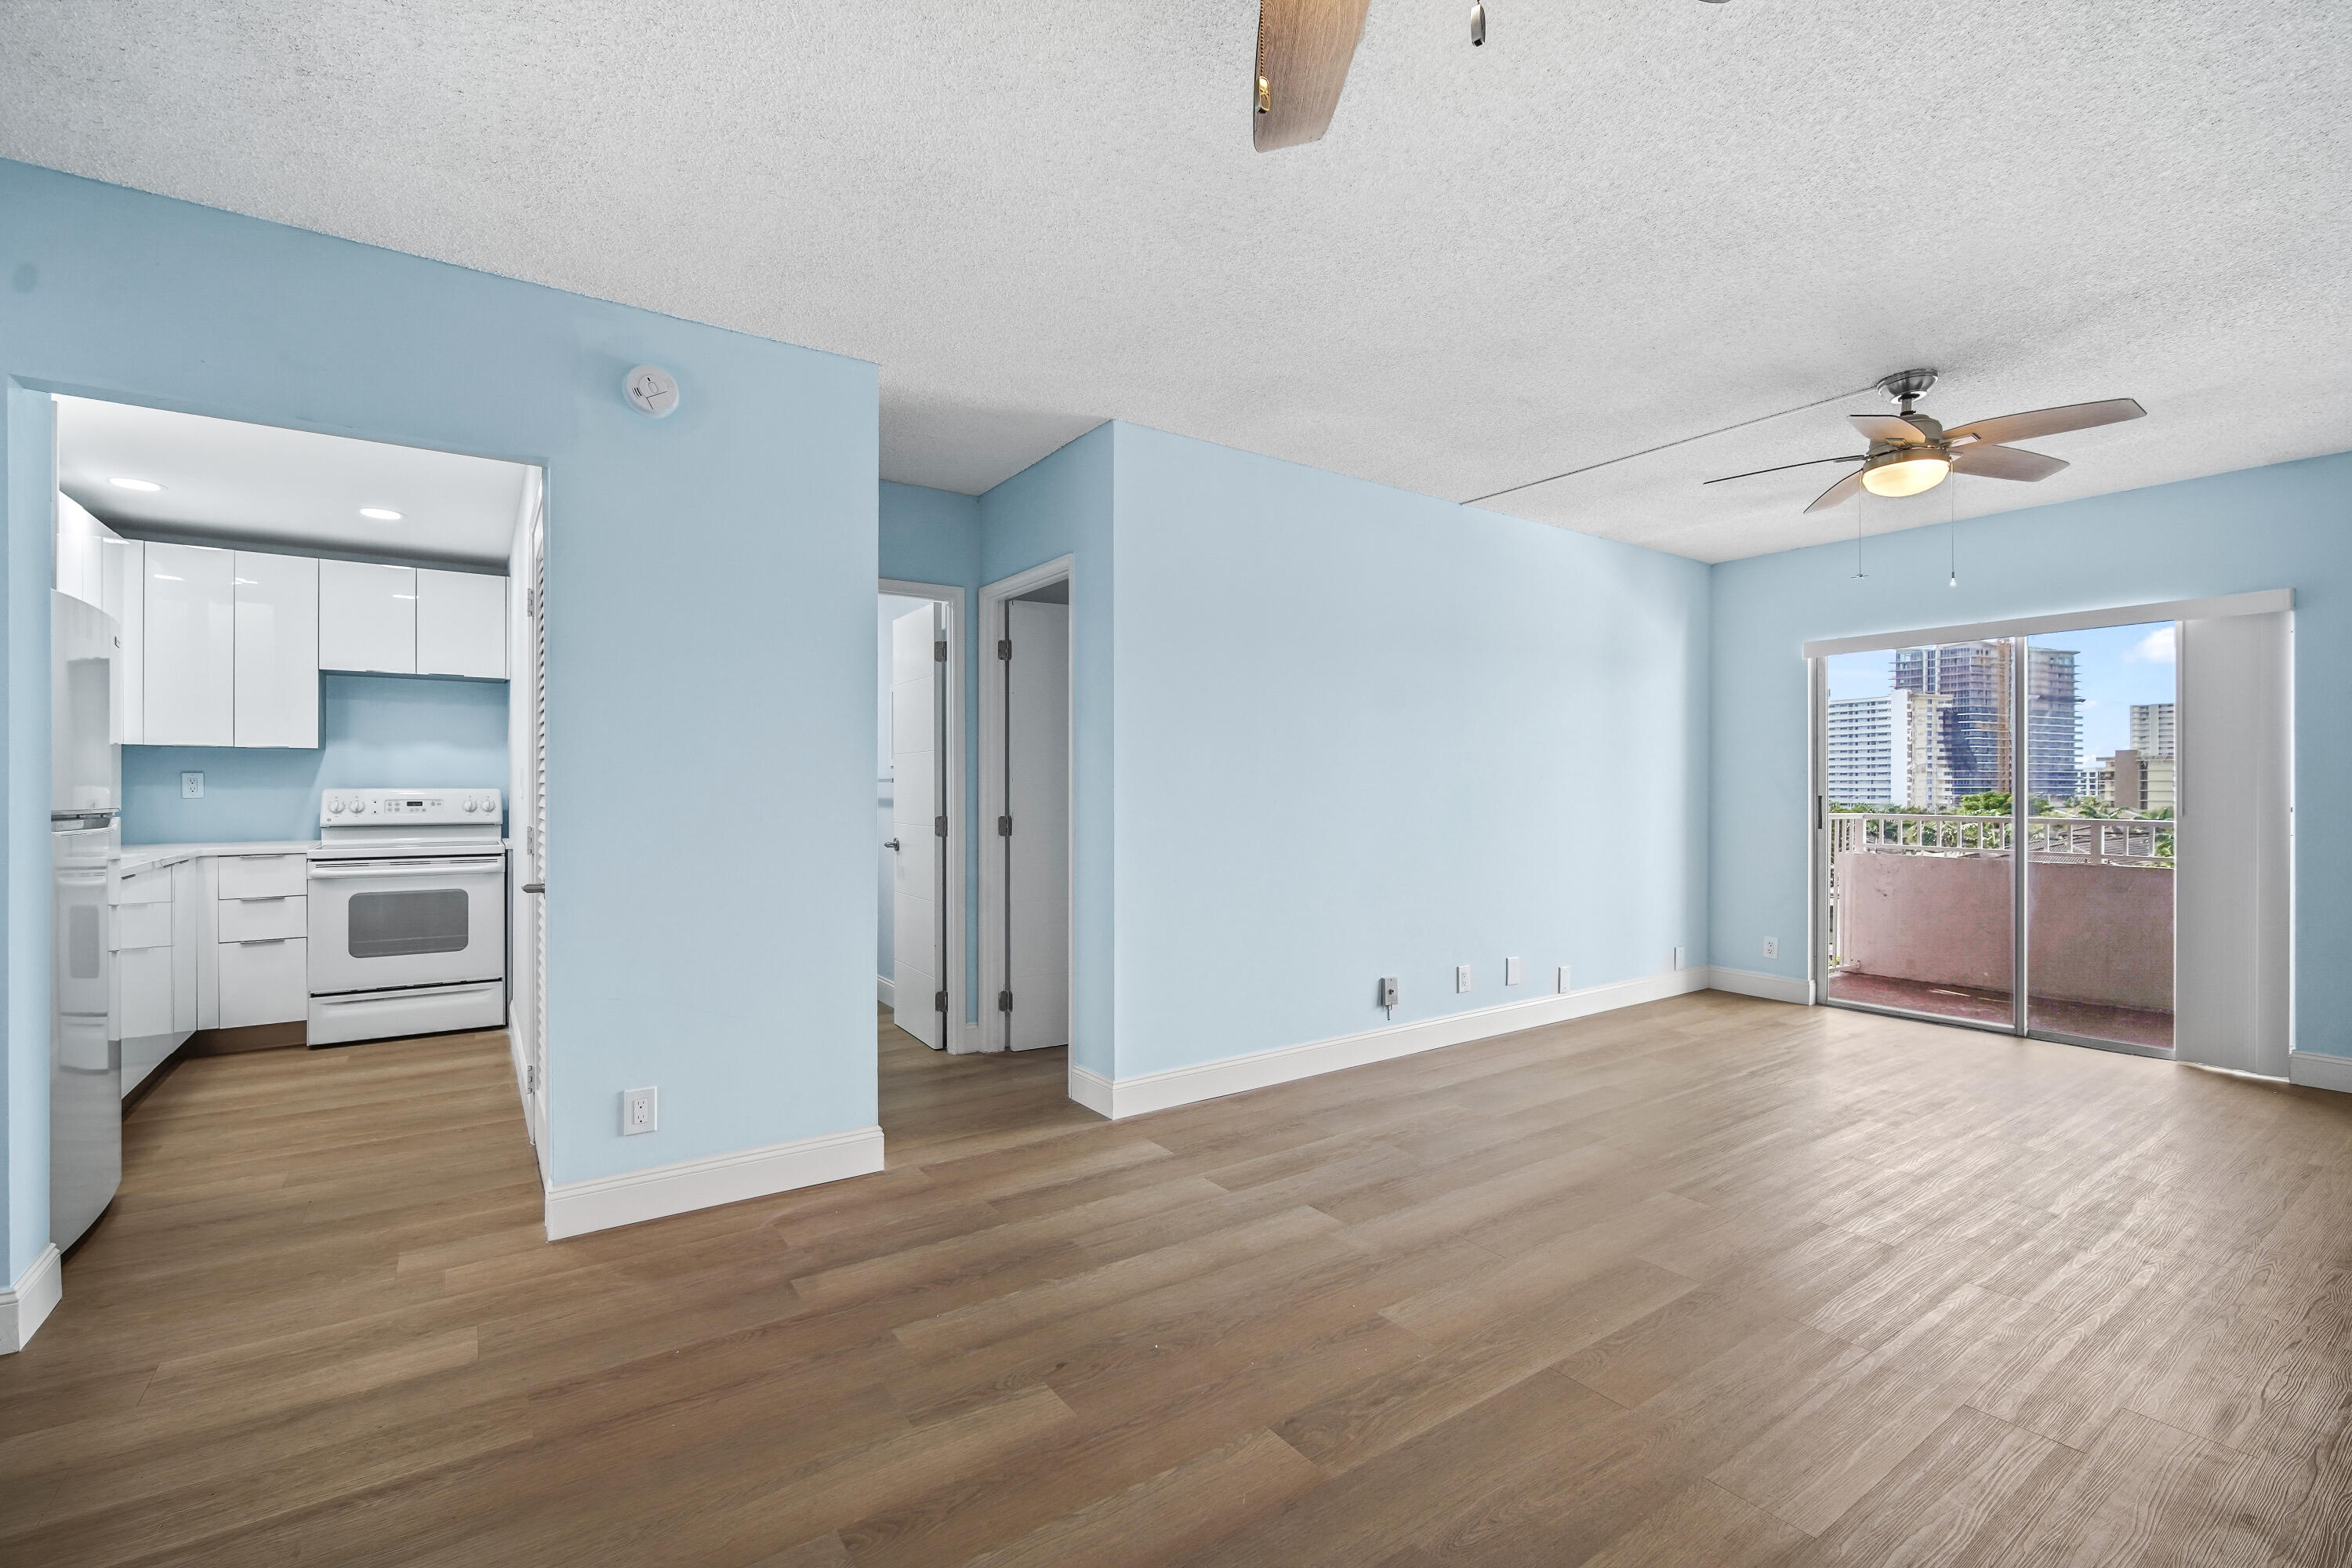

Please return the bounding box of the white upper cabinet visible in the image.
[143,543,236,746]
[100,538,145,745]
[319,560,418,673]
[416,568,505,679]
[233,552,319,749]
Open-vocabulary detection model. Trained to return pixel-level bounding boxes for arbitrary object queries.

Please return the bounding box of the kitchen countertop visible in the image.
[112,838,514,877]
[114,840,321,876]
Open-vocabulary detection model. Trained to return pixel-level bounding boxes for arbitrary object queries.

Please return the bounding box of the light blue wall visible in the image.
[0,158,878,1276]
[980,429,1116,1073]
[122,674,509,844]
[1708,451,2352,1055]
[880,483,981,1022]
[1105,423,1712,1080]
[5,389,50,1280]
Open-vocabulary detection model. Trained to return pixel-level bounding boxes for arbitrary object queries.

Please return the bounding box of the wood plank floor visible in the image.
[5,996,2352,1565]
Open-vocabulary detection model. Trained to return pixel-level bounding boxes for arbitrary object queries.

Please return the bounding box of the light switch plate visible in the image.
[181,771,204,799]
[622,1086,658,1135]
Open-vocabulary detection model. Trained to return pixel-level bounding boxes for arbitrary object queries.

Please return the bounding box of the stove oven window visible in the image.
[348,889,469,957]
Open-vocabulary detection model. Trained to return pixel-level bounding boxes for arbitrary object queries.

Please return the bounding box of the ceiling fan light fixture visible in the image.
[1860,452,1951,498]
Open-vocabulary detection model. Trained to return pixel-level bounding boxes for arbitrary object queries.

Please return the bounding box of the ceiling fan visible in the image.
[1254,0,1374,151]
[1706,371,2147,513]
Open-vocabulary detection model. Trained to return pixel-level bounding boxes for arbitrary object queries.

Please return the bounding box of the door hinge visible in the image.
[525,588,536,618]
[997,990,1013,1012]
[526,1064,538,1093]
[997,638,1011,660]
[997,815,1011,837]
[935,989,949,1013]
[934,640,947,662]
[935,815,948,837]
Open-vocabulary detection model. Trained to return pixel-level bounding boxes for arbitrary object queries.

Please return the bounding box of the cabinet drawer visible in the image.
[113,899,174,952]
[218,854,307,900]
[118,866,174,906]
[218,938,307,1029]
[219,895,306,942]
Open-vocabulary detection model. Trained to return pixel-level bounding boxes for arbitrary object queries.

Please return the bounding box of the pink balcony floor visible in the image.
[1827,969,2173,1051]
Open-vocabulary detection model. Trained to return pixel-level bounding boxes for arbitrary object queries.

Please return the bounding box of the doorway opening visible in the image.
[979,560,1073,1058]
[877,580,964,1054]
[41,391,545,1266]
[1811,593,2292,1072]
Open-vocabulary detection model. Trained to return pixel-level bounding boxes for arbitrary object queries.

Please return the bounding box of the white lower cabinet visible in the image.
[117,944,175,1040]
[218,937,308,1029]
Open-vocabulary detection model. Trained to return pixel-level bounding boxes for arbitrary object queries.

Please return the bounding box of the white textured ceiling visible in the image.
[5,2,2347,561]
[56,397,532,566]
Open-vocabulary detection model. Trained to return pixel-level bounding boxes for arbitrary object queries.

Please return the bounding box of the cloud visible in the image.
[2125,626,2176,664]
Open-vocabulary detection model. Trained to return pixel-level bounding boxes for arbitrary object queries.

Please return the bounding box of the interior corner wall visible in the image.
[0,159,880,1276]
[1103,421,1711,1083]
[3,387,54,1285]
[1706,449,2352,1056]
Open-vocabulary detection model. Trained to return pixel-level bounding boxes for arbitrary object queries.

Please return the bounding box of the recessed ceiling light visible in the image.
[107,476,163,492]
[358,507,403,521]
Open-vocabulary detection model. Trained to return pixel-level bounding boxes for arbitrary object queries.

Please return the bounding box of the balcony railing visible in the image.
[1826,813,2172,867]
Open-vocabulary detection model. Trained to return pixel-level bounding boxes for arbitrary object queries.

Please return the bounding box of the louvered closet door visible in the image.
[531,506,550,1149]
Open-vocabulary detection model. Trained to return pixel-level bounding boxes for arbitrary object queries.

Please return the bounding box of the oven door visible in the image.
[306,855,506,996]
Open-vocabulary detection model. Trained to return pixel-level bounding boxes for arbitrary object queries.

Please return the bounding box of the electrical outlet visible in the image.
[1672,946,1686,971]
[181,771,204,799]
[622,1086,658,1135]
[1558,965,1572,993]
[1456,964,1472,994]
[1504,956,1524,986]
[1762,936,1779,960]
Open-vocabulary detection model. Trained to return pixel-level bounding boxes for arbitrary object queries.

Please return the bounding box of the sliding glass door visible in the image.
[1818,621,2179,1056]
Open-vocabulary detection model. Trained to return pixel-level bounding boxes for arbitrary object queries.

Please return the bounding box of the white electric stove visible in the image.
[307,789,507,1046]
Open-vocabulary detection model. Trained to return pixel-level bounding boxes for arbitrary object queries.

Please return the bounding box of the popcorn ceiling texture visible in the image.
[2,1,2345,561]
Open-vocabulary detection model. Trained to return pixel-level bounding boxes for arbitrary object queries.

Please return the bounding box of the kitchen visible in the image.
[49,395,545,1254]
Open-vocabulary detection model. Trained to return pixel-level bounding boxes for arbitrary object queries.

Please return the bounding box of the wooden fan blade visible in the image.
[1944,397,2145,448]
[1254,0,1372,151]
[1702,453,1867,485]
[1805,466,1871,513]
[1849,415,1927,446]
[1951,444,2068,481]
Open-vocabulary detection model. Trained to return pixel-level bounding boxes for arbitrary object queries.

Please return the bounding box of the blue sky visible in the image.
[1825,619,2177,766]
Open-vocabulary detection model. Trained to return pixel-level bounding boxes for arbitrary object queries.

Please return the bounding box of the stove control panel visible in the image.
[321,789,503,826]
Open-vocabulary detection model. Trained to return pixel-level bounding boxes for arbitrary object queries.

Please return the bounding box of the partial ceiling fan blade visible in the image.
[1254,0,1372,152]
[1848,415,1928,446]
[1951,444,2068,481]
[1944,397,2145,448]
[1702,453,1867,486]
[1804,467,1871,514]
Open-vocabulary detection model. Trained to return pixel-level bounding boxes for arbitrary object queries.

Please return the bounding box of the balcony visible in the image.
[1825,813,2174,1049]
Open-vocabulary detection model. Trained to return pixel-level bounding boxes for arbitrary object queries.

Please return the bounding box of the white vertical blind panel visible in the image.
[2176,611,2292,1076]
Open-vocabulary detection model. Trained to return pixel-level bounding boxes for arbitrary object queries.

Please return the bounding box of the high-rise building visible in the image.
[1893,641,2082,800]
[1826,689,1947,807]
[2131,702,2176,758]
[2104,749,2177,814]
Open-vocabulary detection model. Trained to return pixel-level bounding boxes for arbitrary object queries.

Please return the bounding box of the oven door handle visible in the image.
[308,860,503,880]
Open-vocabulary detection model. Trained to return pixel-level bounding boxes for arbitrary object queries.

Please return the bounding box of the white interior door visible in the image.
[527,503,549,1154]
[891,604,946,1048]
[1005,600,1069,1051]
[2176,610,2293,1076]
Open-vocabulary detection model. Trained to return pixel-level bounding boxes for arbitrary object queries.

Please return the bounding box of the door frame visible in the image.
[978,557,1074,1057]
[880,579,968,1051]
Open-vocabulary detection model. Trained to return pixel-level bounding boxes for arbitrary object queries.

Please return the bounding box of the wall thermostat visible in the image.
[625,365,681,418]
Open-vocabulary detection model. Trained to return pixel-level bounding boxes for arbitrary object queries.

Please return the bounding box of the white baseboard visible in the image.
[543,1126,885,1241]
[1068,1063,1114,1117]
[1,1244,63,1354]
[2288,1051,2352,1094]
[1705,966,1814,1005]
[1087,967,1716,1121]
[877,975,895,1007]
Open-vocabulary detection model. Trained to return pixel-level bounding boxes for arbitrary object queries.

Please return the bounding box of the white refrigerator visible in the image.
[52,590,122,1250]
